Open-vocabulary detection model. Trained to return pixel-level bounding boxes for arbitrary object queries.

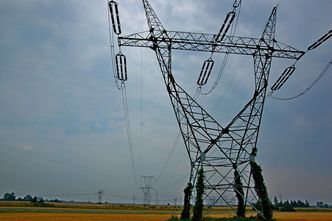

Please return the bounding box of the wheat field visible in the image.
[0,202,331,221]
[1,211,332,221]
[0,213,174,221]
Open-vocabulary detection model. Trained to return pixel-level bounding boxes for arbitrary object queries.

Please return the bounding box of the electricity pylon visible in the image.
[97,190,104,204]
[110,0,305,216]
[140,176,156,205]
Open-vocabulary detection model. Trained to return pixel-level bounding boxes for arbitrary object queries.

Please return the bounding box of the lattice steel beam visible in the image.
[119,31,304,59]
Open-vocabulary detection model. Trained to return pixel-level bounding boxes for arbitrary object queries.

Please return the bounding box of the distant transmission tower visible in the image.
[140,176,156,205]
[108,0,331,217]
[97,190,104,204]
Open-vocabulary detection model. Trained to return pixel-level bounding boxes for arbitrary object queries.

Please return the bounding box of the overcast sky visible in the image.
[0,0,331,205]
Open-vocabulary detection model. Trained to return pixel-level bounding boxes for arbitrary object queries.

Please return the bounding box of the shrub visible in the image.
[192,169,205,221]
[181,183,193,219]
[250,148,273,221]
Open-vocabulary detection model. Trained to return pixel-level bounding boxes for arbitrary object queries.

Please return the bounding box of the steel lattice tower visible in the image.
[97,190,104,204]
[140,176,155,205]
[111,0,305,215]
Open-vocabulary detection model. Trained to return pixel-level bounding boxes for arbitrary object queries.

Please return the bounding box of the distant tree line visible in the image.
[1,192,42,203]
[1,192,60,204]
[272,196,311,211]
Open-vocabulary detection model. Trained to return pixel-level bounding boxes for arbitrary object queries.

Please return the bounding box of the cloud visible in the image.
[17,144,35,152]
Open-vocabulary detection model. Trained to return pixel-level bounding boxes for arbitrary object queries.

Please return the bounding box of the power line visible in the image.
[39,191,181,203]
[138,3,146,181]
[121,83,138,186]
[158,173,190,189]
[40,193,96,197]
[270,28,332,92]
[269,58,332,101]
[155,87,202,185]
[156,133,181,184]
[154,87,201,185]
[108,1,137,187]
[103,192,134,200]
[211,55,246,111]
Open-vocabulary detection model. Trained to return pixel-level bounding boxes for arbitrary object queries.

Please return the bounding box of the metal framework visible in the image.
[97,190,104,204]
[112,0,305,215]
[140,176,156,205]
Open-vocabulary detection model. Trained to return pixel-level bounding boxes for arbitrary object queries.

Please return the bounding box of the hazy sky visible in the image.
[0,0,331,205]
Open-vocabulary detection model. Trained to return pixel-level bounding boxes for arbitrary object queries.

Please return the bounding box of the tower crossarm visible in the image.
[119,31,305,59]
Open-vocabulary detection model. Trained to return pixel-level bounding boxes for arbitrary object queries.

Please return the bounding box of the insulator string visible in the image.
[107,0,122,90]
[269,58,332,101]
[199,0,241,95]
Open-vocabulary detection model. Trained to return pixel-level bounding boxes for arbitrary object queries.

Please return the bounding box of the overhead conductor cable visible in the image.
[270,58,332,101]
[109,0,135,185]
[121,83,138,186]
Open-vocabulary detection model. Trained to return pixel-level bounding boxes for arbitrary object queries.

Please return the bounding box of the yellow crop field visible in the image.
[1,211,332,221]
[273,211,332,221]
[0,213,173,221]
[1,202,332,221]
